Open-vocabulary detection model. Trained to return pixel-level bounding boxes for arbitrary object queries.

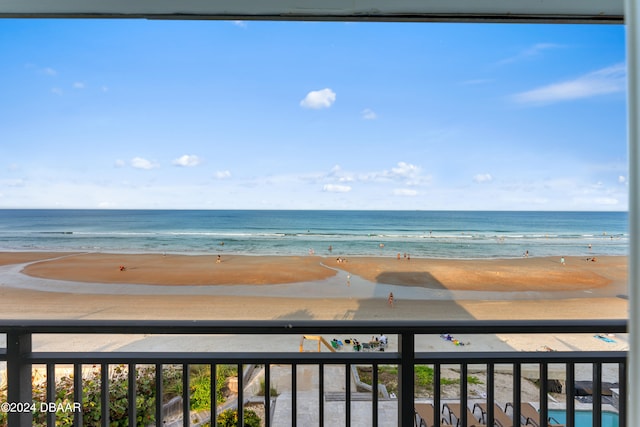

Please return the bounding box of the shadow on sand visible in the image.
[375,271,447,290]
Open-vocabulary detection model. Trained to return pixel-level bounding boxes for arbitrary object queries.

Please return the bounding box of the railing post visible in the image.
[593,363,602,427]
[182,364,190,427]
[128,364,136,427]
[74,363,83,427]
[619,361,627,427]
[513,363,521,427]
[102,363,110,427]
[433,363,441,427]
[566,363,575,427]
[6,332,33,427]
[398,331,415,427]
[625,1,640,427]
[539,362,548,427]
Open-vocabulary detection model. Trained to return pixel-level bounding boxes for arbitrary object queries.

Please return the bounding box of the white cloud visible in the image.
[51,87,63,95]
[329,165,354,182]
[42,67,57,76]
[114,159,126,168]
[328,164,342,175]
[594,197,620,205]
[1,178,25,187]
[173,154,201,167]
[232,21,247,28]
[619,175,627,184]
[98,201,117,208]
[131,157,159,170]
[358,161,429,186]
[473,173,493,183]
[513,63,626,105]
[573,196,620,206]
[309,165,356,186]
[361,108,378,120]
[393,188,418,196]
[390,162,419,178]
[323,184,351,193]
[310,162,430,193]
[300,88,336,109]
[499,43,562,65]
[73,82,85,89]
[215,170,232,179]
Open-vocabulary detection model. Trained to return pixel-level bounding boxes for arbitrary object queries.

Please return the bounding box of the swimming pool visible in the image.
[548,409,619,427]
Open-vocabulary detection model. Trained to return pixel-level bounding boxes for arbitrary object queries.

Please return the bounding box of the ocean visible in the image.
[0,210,628,259]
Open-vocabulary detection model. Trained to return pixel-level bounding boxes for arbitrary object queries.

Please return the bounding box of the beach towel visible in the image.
[594,334,616,343]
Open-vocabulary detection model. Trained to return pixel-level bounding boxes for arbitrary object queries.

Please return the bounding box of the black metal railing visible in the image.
[0,319,628,427]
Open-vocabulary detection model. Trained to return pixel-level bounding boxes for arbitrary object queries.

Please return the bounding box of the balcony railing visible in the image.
[0,319,628,427]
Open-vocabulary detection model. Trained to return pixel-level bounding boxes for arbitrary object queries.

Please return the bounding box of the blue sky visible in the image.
[0,20,628,210]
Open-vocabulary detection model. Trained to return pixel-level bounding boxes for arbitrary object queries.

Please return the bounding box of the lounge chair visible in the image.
[472,402,525,427]
[443,403,487,427]
[415,403,452,427]
[415,403,435,427]
[506,403,564,427]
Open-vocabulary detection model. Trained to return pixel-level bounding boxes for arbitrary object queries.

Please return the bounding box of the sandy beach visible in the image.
[13,252,628,292]
[0,252,628,323]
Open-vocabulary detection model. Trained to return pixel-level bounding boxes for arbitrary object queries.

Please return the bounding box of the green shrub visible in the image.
[0,365,184,427]
[186,364,238,409]
[415,365,434,388]
[215,365,238,404]
[440,374,482,386]
[27,364,159,427]
[0,382,6,427]
[0,364,242,427]
[257,379,278,397]
[189,365,212,410]
[216,408,261,427]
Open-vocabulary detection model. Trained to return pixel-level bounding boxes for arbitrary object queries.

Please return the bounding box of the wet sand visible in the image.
[0,252,628,322]
[16,252,627,292]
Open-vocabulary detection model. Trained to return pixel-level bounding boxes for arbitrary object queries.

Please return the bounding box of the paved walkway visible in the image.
[268,365,398,426]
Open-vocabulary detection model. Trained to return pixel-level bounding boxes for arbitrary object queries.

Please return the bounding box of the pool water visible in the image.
[547,409,619,427]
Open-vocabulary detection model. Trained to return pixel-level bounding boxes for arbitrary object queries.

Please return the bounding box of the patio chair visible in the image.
[472,402,526,427]
[443,403,487,427]
[415,403,452,427]
[416,403,435,427]
[506,402,565,427]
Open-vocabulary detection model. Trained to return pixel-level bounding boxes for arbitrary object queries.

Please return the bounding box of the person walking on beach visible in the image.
[388,292,394,308]
[560,256,566,266]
